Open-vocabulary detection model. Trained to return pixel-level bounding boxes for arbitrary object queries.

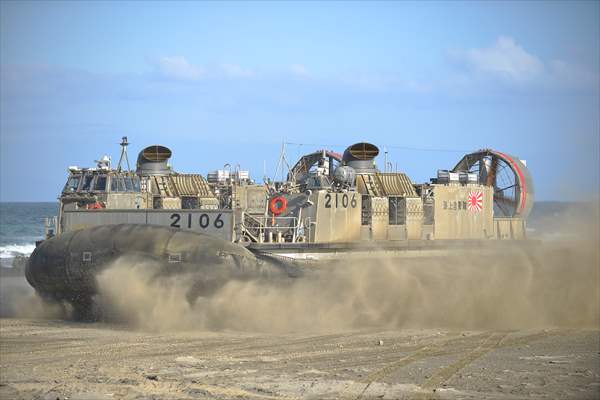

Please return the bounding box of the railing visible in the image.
[44,216,58,239]
[240,213,302,243]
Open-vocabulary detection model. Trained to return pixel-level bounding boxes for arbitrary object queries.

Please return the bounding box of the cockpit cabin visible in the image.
[61,169,218,211]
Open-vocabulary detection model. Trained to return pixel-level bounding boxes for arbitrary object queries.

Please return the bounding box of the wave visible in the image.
[0,244,36,259]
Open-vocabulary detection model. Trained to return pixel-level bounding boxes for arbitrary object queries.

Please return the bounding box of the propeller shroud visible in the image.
[453,150,534,218]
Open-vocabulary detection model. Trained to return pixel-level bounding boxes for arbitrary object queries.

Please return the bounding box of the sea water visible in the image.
[0,202,59,266]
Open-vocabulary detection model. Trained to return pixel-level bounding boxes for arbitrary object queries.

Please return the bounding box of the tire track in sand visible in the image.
[417,331,508,396]
[341,333,474,400]
[351,329,566,400]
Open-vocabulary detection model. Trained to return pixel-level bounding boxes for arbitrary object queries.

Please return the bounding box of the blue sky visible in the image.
[1,1,598,201]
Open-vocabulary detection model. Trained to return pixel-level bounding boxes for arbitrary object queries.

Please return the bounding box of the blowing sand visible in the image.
[1,211,599,399]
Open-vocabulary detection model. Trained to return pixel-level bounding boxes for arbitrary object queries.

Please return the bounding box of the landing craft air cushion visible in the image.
[26,138,534,318]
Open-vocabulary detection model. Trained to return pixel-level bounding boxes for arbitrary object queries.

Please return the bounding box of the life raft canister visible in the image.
[269,196,287,215]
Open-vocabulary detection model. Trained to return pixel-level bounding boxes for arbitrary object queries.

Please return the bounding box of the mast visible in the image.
[274,139,291,182]
[116,136,131,172]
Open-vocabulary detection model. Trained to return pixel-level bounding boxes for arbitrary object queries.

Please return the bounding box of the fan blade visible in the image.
[478,157,487,183]
[496,195,516,207]
[495,183,517,192]
[495,193,517,216]
[487,155,498,187]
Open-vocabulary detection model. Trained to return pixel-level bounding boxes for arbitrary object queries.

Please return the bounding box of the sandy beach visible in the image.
[1,318,599,400]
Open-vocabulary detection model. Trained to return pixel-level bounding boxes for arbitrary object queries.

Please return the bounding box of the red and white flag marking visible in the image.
[467,191,483,212]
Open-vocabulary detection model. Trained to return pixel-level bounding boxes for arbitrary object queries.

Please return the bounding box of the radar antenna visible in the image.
[116,136,131,172]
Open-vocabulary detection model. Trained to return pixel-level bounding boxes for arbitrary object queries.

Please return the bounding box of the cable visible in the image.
[383,145,470,153]
[284,141,345,148]
[284,141,469,153]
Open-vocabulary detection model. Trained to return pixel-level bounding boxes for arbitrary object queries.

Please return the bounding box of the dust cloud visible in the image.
[0,275,69,319]
[96,232,599,333]
[3,203,597,332]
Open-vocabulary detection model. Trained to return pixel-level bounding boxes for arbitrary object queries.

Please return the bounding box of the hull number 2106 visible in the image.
[324,193,357,209]
[170,213,224,229]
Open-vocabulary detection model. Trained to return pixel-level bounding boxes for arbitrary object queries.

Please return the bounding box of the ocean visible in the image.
[0,202,59,265]
[0,201,593,268]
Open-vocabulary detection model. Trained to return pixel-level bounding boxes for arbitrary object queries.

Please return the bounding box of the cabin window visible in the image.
[65,175,81,192]
[110,176,126,192]
[153,196,162,209]
[124,177,134,192]
[80,175,94,192]
[182,197,199,209]
[132,177,141,192]
[93,175,107,191]
[388,197,406,225]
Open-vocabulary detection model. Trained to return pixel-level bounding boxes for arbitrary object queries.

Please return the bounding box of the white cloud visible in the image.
[220,64,254,78]
[155,56,203,81]
[289,64,310,78]
[464,36,544,81]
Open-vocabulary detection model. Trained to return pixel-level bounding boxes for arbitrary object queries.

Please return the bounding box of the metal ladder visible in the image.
[240,213,264,242]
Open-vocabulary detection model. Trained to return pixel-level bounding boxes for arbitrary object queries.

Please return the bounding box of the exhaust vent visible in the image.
[136,145,172,175]
[342,142,379,173]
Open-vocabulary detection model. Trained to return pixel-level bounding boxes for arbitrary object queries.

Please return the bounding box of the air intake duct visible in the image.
[136,145,172,175]
[342,142,379,173]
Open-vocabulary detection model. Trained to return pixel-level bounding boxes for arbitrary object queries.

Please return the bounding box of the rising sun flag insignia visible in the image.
[467,191,483,212]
